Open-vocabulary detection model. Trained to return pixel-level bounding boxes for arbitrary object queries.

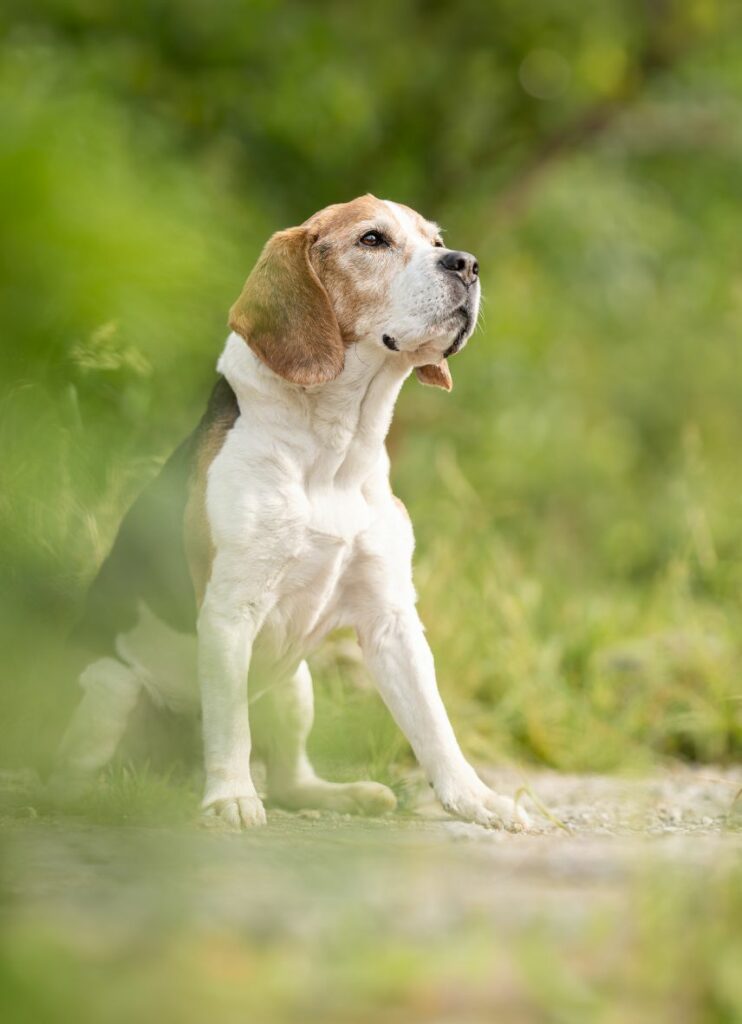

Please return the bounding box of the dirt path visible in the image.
[1,765,740,940]
[2,765,741,1022]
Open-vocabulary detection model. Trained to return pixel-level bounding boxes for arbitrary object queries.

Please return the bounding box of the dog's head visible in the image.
[229,194,480,391]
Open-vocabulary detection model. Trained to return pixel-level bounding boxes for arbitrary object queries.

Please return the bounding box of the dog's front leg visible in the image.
[198,589,266,829]
[358,608,529,830]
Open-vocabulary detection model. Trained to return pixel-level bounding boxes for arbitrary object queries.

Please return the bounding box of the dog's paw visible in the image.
[341,780,397,816]
[270,778,397,816]
[202,792,267,830]
[201,777,267,830]
[437,777,530,832]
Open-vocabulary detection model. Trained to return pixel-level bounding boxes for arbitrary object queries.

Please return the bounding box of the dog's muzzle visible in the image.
[443,304,474,358]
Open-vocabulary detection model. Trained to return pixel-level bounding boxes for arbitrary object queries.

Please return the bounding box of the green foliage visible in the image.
[0,0,741,773]
[1,8,741,1022]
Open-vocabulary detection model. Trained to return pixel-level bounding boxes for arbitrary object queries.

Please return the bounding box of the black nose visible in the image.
[438,250,479,286]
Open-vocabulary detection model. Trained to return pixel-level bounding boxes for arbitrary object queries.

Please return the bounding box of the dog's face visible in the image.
[306,196,480,364]
[229,195,481,390]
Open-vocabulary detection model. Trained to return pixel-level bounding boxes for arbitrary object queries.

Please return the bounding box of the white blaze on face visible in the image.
[378,200,480,355]
[382,200,420,237]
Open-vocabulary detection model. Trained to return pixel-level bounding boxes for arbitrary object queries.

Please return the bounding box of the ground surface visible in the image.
[1,765,741,1022]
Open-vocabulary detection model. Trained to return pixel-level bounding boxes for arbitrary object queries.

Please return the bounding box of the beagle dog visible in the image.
[55,195,529,831]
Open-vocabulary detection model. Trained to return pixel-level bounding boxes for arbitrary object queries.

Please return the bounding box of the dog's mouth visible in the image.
[394,301,476,362]
[443,305,472,358]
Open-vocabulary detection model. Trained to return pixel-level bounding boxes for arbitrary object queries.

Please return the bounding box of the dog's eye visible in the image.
[359,231,387,247]
[433,238,444,248]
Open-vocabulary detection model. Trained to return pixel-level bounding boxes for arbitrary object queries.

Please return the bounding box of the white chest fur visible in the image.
[207,334,411,659]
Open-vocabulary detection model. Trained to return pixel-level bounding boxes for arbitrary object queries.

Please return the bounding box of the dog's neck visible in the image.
[218,332,412,481]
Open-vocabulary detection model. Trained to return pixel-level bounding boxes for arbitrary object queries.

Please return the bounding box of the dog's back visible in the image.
[71,376,239,656]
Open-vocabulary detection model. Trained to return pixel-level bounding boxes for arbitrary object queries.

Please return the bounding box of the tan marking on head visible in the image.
[183,380,240,605]
[302,195,403,343]
[304,194,388,235]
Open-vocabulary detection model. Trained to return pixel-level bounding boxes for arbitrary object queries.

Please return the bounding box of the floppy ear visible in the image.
[229,227,345,386]
[415,359,452,392]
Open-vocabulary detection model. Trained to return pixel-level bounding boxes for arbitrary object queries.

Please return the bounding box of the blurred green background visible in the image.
[1,0,741,776]
[2,4,742,1024]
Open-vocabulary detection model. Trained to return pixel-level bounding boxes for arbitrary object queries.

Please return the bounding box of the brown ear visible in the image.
[415,359,452,392]
[229,227,345,386]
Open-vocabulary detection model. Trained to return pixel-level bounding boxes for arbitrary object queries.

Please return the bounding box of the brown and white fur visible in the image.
[54,195,529,831]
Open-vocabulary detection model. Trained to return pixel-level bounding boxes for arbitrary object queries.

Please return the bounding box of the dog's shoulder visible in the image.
[72,376,239,652]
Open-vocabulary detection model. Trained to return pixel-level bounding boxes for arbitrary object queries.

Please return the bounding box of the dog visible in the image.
[54,195,529,831]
